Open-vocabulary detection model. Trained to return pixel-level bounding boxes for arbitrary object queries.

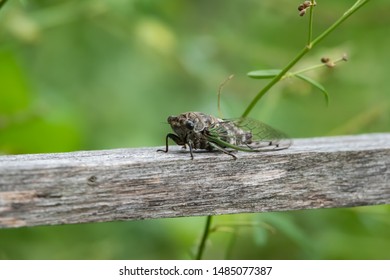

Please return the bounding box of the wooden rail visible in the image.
[0,133,389,229]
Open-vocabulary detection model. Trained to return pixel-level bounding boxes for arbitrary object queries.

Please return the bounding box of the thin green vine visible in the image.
[195,215,213,260]
[241,0,371,118]
[197,0,372,260]
[307,0,315,45]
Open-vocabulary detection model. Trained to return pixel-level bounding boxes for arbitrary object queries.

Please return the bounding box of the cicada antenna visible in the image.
[217,74,234,118]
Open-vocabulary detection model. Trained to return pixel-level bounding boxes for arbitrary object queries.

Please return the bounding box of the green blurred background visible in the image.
[0,0,389,259]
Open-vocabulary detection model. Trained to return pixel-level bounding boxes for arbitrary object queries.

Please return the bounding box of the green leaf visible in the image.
[247,69,282,79]
[247,69,329,105]
[295,73,329,105]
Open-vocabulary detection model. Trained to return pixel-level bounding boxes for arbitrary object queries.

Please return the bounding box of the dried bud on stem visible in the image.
[321,54,349,68]
[298,0,317,17]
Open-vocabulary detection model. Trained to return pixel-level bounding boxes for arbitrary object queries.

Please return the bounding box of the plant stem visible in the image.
[196,0,372,259]
[307,0,315,45]
[196,215,213,260]
[290,63,324,76]
[241,46,309,118]
[241,0,371,118]
[290,56,347,76]
[310,0,370,47]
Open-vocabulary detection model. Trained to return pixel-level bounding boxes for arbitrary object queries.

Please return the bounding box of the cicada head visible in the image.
[167,114,196,140]
[167,112,217,140]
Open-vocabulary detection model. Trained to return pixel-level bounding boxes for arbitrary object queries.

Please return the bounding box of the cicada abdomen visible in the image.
[206,118,292,152]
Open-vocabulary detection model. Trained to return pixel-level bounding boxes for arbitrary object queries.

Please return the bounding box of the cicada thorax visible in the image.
[167,112,222,150]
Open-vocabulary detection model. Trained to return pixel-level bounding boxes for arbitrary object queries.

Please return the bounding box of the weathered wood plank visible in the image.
[0,133,389,228]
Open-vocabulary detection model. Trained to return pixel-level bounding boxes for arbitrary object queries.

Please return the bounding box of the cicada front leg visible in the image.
[157,133,185,153]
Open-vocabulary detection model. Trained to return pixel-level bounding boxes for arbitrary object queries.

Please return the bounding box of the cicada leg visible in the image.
[187,140,194,160]
[209,142,237,160]
[157,133,185,153]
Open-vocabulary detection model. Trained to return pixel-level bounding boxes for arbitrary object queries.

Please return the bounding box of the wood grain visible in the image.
[0,133,389,228]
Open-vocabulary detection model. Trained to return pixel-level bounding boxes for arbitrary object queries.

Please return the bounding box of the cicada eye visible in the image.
[185,120,195,130]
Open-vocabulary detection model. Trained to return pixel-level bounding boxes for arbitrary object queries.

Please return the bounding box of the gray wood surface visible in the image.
[0,133,389,228]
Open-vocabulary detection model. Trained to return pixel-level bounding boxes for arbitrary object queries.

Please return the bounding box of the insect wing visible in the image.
[206,118,291,152]
[235,118,291,150]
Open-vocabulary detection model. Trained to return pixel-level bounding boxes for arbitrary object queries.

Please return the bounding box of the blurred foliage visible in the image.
[0,0,389,259]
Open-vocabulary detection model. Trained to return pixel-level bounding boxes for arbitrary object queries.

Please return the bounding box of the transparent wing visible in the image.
[206,118,291,152]
[233,118,292,150]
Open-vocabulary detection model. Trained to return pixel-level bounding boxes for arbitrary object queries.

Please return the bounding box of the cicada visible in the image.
[157,112,291,159]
